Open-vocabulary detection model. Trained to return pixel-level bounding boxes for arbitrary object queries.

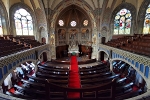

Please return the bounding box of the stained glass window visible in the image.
[143,4,150,34]
[0,16,3,36]
[14,8,33,35]
[70,21,76,27]
[58,20,64,26]
[83,20,88,26]
[114,8,131,35]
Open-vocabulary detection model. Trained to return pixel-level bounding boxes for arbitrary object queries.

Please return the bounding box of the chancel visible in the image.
[0,0,150,100]
[68,40,79,56]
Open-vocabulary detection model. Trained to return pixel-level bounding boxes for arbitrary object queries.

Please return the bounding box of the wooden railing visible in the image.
[51,58,96,65]
[45,79,116,100]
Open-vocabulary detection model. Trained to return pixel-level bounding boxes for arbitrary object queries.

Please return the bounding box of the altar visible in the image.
[68,41,79,56]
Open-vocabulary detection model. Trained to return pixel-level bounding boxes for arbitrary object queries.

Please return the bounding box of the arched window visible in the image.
[14,8,33,35]
[0,16,3,36]
[143,4,150,34]
[114,8,132,35]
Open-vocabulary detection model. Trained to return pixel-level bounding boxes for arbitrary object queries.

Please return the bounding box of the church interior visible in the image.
[0,0,150,100]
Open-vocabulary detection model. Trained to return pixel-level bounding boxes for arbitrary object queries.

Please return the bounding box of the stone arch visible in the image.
[0,0,9,35]
[9,2,37,36]
[98,50,109,61]
[137,0,150,34]
[38,50,51,62]
[110,2,136,36]
[49,1,96,59]
[52,1,95,28]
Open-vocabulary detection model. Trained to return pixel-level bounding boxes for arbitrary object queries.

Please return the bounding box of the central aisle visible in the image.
[68,56,81,98]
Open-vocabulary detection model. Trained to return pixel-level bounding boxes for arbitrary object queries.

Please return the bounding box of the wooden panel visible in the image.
[56,45,68,58]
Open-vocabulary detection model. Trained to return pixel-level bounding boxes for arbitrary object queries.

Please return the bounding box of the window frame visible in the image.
[10,3,36,36]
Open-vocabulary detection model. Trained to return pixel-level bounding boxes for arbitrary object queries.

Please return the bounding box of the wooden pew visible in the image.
[26,75,68,86]
[40,62,70,69]
[21,79,45,88]
[36,72,68,80]
[14,84,45,95]
[81,74,120,87]
[83,82,134,98]
[79,64,107,72]
[80,67,110,75]
[6,91,33,100]
[38,69,69,76]
[115,82,134,96]
[38,65,69,72]
[116,77,127,85]
[38,68,69,76]
[116,89,142,100]
[80,72,112,79]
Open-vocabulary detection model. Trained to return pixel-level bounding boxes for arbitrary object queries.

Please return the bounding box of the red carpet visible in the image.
[68,56,81,98]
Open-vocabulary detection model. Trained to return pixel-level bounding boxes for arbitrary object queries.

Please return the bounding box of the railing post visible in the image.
[80,91,82,99]
[111,78,117,100]
[45,79,50,100]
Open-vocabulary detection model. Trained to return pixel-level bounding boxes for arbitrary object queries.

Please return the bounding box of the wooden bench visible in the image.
[6,91,33,100]
[14,84,45,95]
[38,68,69,76]
[116,89,142,100]
[83,82,134,98]
[27,75,68,86]
[38,66,69,72]
[79,65,107,72]
[21,79,45,87]
[80,67,110,75]
[36,72,69,80]
[38,65,69,72]
[80,72,112,79]
[81,74,120,87]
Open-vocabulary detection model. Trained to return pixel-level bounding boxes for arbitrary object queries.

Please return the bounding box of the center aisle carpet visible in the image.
[68,56,81,98]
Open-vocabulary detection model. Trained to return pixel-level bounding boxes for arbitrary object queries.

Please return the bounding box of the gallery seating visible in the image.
[0,35,44,57]
[105,34,150,57]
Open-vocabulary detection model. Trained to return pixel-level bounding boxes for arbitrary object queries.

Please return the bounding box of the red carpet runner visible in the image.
[68,56,81,98]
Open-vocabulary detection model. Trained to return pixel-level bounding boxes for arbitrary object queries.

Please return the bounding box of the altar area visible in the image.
[68,41,80,56]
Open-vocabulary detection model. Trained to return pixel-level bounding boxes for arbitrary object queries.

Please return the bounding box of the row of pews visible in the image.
[5,60,142,100]
[105,34,150,57]
[0,35,43,57]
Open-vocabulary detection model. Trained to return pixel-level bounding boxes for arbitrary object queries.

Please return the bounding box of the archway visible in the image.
[42,52,47,62]
[39,52,48,62]
[101,37,106,44]
[99,51,109,61]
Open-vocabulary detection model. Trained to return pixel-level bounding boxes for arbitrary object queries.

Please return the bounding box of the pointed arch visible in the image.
[9,3,37,36]
[111,2,136,35]
[137,0,150,34]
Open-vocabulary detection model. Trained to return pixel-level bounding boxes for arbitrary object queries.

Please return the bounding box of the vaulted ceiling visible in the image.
[2,0,143,17]
[42,0,143,10]
[42,0,116,10]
